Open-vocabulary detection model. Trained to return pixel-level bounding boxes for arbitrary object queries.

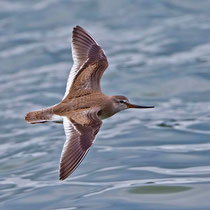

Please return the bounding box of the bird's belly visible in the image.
[51,114,63,123]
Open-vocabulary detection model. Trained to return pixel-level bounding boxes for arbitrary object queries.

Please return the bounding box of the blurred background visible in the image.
[0,0,210,209]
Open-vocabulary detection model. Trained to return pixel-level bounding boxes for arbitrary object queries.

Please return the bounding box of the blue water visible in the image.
[1,0,210,209]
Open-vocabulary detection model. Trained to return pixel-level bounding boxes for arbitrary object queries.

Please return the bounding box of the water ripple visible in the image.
[129,166,210,176]
[1,0,210,209]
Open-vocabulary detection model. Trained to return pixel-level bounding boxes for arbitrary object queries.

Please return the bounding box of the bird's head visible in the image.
[111,95,154,114]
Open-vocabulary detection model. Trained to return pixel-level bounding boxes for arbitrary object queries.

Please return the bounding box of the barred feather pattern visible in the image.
[60,108,102,180]
[63,26,108,100]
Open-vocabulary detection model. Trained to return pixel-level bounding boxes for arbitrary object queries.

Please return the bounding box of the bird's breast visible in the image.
[97,103,115,120]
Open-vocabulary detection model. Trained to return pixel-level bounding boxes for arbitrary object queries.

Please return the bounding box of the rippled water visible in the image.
[1,0,210,209]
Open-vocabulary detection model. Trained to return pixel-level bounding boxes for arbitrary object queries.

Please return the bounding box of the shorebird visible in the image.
[25,26,154,180]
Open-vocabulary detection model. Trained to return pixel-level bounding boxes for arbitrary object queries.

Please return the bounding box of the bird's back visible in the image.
[53,92,110,117]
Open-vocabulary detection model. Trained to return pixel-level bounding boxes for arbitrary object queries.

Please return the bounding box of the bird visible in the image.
[25,26,154,180]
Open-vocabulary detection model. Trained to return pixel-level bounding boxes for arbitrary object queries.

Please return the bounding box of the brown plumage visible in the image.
[25,26,154,180]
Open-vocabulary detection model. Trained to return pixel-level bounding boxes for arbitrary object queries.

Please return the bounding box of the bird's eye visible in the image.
[119,100,124,103]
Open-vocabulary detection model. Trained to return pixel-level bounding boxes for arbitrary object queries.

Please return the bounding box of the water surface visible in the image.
[0,0,210,209]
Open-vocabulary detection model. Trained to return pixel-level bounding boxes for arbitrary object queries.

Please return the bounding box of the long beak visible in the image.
[126,103,155,109]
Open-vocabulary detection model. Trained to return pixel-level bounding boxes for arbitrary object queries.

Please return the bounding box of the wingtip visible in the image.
[59,174,67,181]
[59,168,68,181]
[73,25,83,31]
[59,173,64,180]
[73,25,91,36]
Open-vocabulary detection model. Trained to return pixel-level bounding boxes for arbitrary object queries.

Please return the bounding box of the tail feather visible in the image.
[25,107,54,124]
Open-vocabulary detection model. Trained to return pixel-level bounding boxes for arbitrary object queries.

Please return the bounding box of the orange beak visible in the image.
[126,103,155,109]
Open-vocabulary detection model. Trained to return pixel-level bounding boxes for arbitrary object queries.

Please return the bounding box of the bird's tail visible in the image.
[25,107,55,124]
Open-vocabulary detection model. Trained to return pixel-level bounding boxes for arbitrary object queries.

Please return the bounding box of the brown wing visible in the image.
[60,109,102,180]
[63,26,108,100]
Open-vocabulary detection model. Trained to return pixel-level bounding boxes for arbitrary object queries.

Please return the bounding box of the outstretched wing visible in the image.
[63,25,108,100]
[60,109,102,180]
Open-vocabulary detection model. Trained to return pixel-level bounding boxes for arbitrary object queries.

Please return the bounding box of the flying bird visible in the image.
[25,26,154,180]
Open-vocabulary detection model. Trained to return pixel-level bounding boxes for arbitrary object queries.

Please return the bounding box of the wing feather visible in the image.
[60,110,102,180]
[63,26,108,100]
